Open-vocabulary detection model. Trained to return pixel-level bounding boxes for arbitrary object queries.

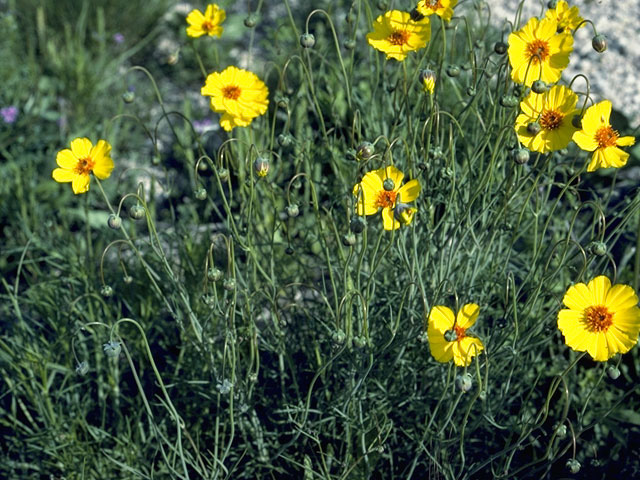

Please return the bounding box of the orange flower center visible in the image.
[584,305,613,332]
[454,325,466,341]
[388,30,410,46]
[74,157,95,175]
[202,20,215,32]
[222,85,242,100]
[526,39,550,63]
[594,125,619,148]
[375,189,397,208]
[423,0,442,8]
[539,109,564,130]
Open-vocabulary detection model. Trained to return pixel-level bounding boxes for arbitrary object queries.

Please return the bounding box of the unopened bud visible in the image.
[223,278,236,291]
[531,80,548,94]
[344,39,356,50]
[383,178,395,191]
[122,91,135,104]
[75,361,89,376]
[455,373,473,393]
[350,216,366,234]
[494,41,508,55]
[300,33,315,48]
[527,122,541,135]
[342,233,356,246]
[566,459,580,474]
[500,95,518,108]
[446,65,461,77]
[410,8,425,21]
[207,267,223,282]
[589,241,607,256]
[286,203,299,218]
[107,214,122,229]
[100,285,113,298]
[419,69,436,94]
[103,340,121,358]
[607,365,621,380]
[278,133,293,148]
[123,275,133,284]
[129,205,145,220]
[356,142,375,161]
[253,157,270,177]
[511,147,530,165]
[244,14,258,28]
[218,167,229,182]
[592,34,607,53]
[194,188,207,200]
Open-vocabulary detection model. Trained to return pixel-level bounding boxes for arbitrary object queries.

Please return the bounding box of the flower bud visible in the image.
[286,203,299,218]
[531,80,548,94]
[300,33,315,48]
[455,373,473,393]
[446,65,461,77]
[566,459,580,474]
[466,86,476,96]
[350,216,366,234]
[555,423,567,438]
[607,365,621,380]
[129,205,145,220]
[344,39,356,50]
[500,95,518,108]
[253,157,270,177]
[589,241,607,256]
[100,285,113,298]
[527,122,541,135]
[419,69,436,94]
[194,188,207,200]
[342,233,356,246]
[494,41,508,55]
[207,267,223,282]
[356,142,375,161]
[107,214,122,229]
[244,14,258,28]
[278,133,293,148]
[331,329,346,344]
[75,361,89,376]
[382,178,395,191]
[353,336,367,348]
[122,91,135,104]
[218,167,229,182]
[285,246,295,255]
[123,275,133,284]
[275,95,289,109]
[223,278,236,291]
[592,34,607,53]
[103,340,121,358]
[511,147,530,165]
[393,202,416,225]
[216,379,233,394]
[547,0,558,8]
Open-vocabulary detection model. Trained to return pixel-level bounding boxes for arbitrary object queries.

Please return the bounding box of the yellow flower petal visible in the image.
[617,135,635,147]
[453,337,484,367]
[52,167,74,183]
[456,303,480,329]
[606,284,639,311]
[397,179,421,203]
[71,174,90,194]
[587,276,611,305]
[381,207,399,230]
[572,130,597,152]
[70,137,92,159]
[429,306,455,332]
[56,149,77,169]
[90,140,114,179]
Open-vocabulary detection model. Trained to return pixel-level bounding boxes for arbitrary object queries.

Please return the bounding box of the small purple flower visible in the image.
[1,106,18,124]
[113,33,125,44]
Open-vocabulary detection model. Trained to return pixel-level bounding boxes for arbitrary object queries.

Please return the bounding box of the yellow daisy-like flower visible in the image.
[573,100,636,172]
[201,66,269,132]
[514,85,578,153]
[186,4,225,38]
[428,304,484,367]
[545,1,584,33]
[366,10,431,62]
[420,69,436,95]
[558,276,640,361]
[507,17,573,86]
[52,138,114,194]
[416,0,458,23]
[352,165,421,231]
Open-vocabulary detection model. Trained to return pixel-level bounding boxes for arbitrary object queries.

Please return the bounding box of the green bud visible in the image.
[607,365,621,380]
[122,91,135,103]
[547,0,558,8]
[511,147,530,165]
[253,157,270,177]
[129,205,145,220]
[123,275,133,284]
[223,278,236,291]
[527,122,541,135]
[589,241,607,256]
[531,80,548,94]
[244,14,258,28]
[75,361,89,376]
[276,95,289,109]
[300,33,315,48]
[356,142,375,161]
[572,115,582,128]
[500,95,518,108]
[494,41,508,55]
[285,246,295,255]
[278,133,293,148]
[343,39,356,50]
[455,373,473,393]
[555,423,567,438]
[566,459,580,474]
[376,0,388,10]
[103,340,121,358]
[100,285,113,298]
[592,34,607,53]
[107,214,122,229]
[350,216,366,234]
[446,65,461,77]
[466,86,476,96]
[194,188,207,200]
[218,167,229,182]
[410,8,425,21]
[207,267,223,282]
[383,178,395,191]
[331,329,346,344]
[286,203,300,218]
[353,336,367,348]
[342,233,356,246]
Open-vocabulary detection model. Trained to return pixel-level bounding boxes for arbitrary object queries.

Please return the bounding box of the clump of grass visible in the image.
[2,1,640,479]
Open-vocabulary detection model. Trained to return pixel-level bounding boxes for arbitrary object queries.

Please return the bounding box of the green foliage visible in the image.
[2,1,640,479]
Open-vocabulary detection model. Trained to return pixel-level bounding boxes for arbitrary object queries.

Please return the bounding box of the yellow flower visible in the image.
[508,17,573,86]
[186,4,225,38]
[428,304,484,367]
[558,276,640,361]
[352,165,420,231]
[416,0,458,23]
[545,1,584,33]
[573,100,636,172]
[201,66,269,132]
[366,10,431,61]
[420,68,436,94]
[514,85,578,153]
[52,138,114,194]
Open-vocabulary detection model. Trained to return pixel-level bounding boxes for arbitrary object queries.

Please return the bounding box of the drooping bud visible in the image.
[278,133,293,148]
[286,204,300,218]
[494,41,508,55]
[410,8,425,21]
[527,122,541,135]
[446,65,461,78]
[592,34,607,53]
[589,241,607,256]
[455,373,473,393]
[343,39,356,50]
[300,33,316,49]
[500,95,518,108]
[342,233,356,246]
[253,157,270,177]
[607,365,621,380]
[223,278,236,291]
[565,459,581,474]
[356,142,375,161]
[207,267,223,282]
[383,178,395,191]
[129,204,145,220]
[350,216,366,234]
[218,167,230,182]
[194,188,207,200]
[100,285,114,298]
[393,202,417,226]
[531,80,548,94]
[107,214,122,229]
[75,361,89,376]
[122,91,135,104]
[555,423,567,438]
[547,0,558,8]
[103,340,122,358]
[123,275,133,284]
[466,86,476,96]
[244,14,258,28]
[511,147,530,165]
